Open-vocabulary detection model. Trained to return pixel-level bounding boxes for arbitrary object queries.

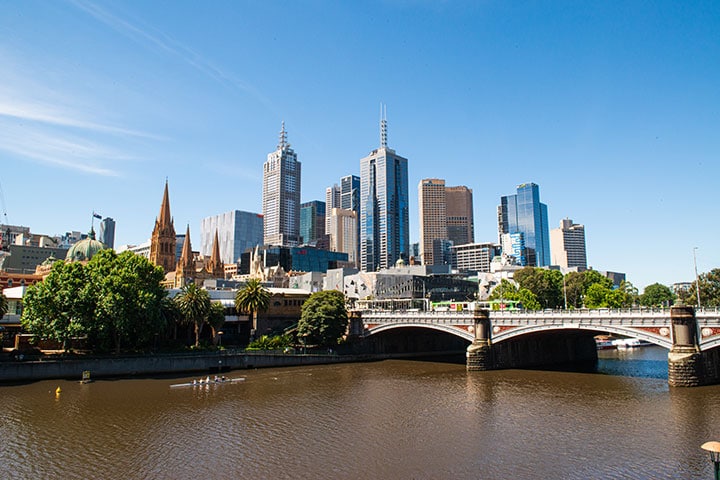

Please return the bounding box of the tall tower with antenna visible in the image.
[359,105,409,271]
[262,121,302,246]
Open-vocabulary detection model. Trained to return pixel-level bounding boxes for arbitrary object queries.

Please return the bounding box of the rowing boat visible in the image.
[170,377,245,388]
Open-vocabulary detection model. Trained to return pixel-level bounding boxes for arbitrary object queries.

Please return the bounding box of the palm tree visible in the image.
[235,278,270,339]
[174,283,211,347]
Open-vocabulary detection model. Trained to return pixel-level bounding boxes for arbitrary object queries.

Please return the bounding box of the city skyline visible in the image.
[1,1,718,289]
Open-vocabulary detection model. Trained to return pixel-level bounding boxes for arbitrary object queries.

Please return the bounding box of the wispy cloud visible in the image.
[0,99,164,140]
[0,122,138,176]
[68,0,277,112]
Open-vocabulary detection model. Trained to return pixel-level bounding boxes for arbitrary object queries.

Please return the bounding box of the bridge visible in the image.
[349,305,720,387]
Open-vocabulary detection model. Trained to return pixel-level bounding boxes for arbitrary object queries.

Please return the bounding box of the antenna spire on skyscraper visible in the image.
[278,121,289,150]
[380,103,387,148]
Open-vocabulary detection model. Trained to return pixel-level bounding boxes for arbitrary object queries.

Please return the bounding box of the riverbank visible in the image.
[0,349,462,383]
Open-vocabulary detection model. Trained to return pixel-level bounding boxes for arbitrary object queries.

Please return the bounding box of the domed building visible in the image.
[65,228,106,263]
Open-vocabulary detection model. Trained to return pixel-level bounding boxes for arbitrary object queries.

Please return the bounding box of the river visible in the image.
[2,346,719,479]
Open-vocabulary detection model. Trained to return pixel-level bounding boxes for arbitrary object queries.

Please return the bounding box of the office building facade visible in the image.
[360,112,409,272]
[497,182,550,266]
[550,218,587,269]
[453,242,501,273]
[263,122,301,246]
[418,178,447,266]
[98,217,115,248]
[200,210,264,265]
[327,207,357,267]
[446,186,474,246]
[300,201,326,245]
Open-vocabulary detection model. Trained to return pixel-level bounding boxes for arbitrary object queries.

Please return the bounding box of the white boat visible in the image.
[595,339,615,350]
[170,377,245,388]
[613,338,652,349]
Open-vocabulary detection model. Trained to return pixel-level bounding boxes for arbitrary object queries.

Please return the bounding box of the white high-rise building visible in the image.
[262,122,301,246]
[325,184,341,231]
[550,218,587,269]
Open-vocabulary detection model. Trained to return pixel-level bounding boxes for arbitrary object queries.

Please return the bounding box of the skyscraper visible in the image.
[98,217,115,249]
[149,180,177,274]
[327,207,357,267]
[446,186,474,246]
[497,182,550,267]
[262,122,301,246]
[418,178,447,266]
[200,210,264,265]
[359,108,409,272]
[300,201,326,245]
[550,218,587,269]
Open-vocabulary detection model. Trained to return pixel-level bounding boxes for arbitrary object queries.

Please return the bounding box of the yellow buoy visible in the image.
[55,386,61,395]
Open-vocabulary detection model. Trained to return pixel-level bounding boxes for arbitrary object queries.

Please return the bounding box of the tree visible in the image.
[297,290,348,348]
[207,301,226,345]
[488,279,541,310]
[513,267,563,309]
[563,271,585,309]
[639,283,675,307]
[87,250,167,353]
[690,268,720,307]
[21,260,94,351]
[175,283,211,347]
[22,250,168,353]
[235,278,270,338]
[584,283,611,309]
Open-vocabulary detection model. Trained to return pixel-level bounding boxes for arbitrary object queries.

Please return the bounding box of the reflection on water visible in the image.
[598,345,669,379]
[2,346,719,479]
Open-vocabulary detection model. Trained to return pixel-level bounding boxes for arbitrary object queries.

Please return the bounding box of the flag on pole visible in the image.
[92,212,102,219]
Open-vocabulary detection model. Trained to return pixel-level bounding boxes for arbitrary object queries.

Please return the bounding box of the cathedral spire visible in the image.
[179,224,193,269]
[150,179,177,274]
[158,179,172,228]
[207,229,224,277]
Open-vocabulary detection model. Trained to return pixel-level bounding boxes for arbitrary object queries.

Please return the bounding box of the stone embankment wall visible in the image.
[0,352,372,382]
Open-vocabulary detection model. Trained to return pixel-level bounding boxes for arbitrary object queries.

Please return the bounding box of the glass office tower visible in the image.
[497,182,550,266]
[359,111,409,272]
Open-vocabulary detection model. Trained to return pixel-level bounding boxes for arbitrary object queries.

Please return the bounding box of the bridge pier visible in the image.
[667,305,720,387]
[467,309,494,371]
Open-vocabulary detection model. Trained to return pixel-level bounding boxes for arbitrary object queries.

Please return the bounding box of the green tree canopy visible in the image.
[21,250,168,353]
[235,278,270,337]
[687,268,720,307]
[513,267,563,309]
[174,283,211,347]
[21,260,94,350]
[488,279,541,310]
[87,250,167,353]
[639,283,675,307]
[297,290,348,347]
[563,271,585,309]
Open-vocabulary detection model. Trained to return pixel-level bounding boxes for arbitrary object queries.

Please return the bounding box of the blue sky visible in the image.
[1,0,718,290]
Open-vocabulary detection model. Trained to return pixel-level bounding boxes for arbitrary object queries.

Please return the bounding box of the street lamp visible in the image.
[218,331,224,347]
[701,441,720,480]
[694,247,702,308]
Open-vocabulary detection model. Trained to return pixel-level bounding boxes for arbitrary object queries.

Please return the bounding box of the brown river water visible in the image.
[2,346,720,479]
